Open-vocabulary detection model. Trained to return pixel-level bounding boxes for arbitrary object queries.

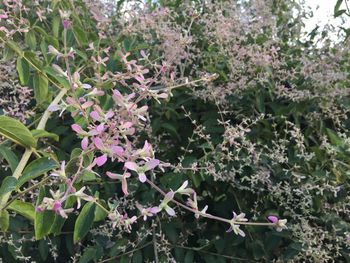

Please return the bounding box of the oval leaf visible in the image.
[33,73,49,106]
[0,176,18,196]
[16,57,30,85]
[17,157,58,189]
[0,116,36,148]
[0,145,19,172]
[74,202,96,243]
[31,129,59,142]
[7,200,35,221]
[0,210,9,231]
[35,186,55,240]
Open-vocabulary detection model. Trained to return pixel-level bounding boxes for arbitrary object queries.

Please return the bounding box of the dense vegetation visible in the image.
[0,0,349,262]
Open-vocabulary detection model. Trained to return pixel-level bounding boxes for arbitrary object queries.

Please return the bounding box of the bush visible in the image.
[0,0,349,262]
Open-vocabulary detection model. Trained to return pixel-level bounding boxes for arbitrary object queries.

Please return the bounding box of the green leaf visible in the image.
[16,57,30,85]
[52,16,60,38]
[0,145,19,172]
[184,251,194,263]
[72,25,88,45]
[35,186,55,240]
[50,196,75,235]
[132,251,143,263]
[0,210,9,231]
[161,123,180,140]
[0,176,17,196]
[38,239,49,261]
[73,202,96,243]
[7,40,23,55]
[334,9,347,17]
[334,0,344,15]
[7,200,35,221]
[31,129,59,142]
[25,30,37,50]
[24,51,42,68]
[44,66,70,89]
[79,247,97,263]
[17,157,58,189]
[326,128,343,146]
[0,116,36,148]
[33,73,49,106]
[94,201,107,222]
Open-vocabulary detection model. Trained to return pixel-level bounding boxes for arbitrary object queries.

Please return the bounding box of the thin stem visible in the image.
[3,176,51,210]
[146,179,275,227]
[98,242,152,263]
[172,244,254,261]
[93,200,110,214]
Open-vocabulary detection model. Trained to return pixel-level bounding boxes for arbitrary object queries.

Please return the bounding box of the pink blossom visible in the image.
[106,172,131,195]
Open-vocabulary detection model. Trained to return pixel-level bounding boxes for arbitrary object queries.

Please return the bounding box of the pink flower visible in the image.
[124,159,160,183]
[159,191,175,216]
[106,172,131,196]
[136,202,161,220]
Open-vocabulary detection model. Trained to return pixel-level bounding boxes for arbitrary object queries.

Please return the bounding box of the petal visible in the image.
[90,111,100,121]
[106,171,123,180]
[149,206,161,214]
[267,215,279,224]
[96,123,105,133]
[165,206,176,216]
[71,124,83,134]
[81,101,94,109]
[138,173,147,183]
[163,191,174,203]
[121,177,129,196]
[81,137,89,150]
[95,154,107,167]
[144,159,160,171]
[93,137,104,150]
[124,161,138,171]
[111,145,124,156]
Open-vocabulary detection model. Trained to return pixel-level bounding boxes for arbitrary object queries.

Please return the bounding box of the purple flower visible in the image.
[63,19,71,29]
[267,215,279,224]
